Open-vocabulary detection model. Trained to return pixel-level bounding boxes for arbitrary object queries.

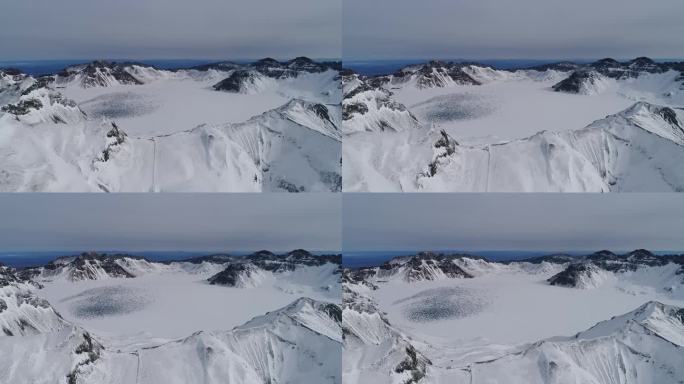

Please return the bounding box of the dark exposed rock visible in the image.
[309,103,333,124]
[342,102,369,120]
[213,70,259,92]
[552,70,601,93]
[394,345,431,384]
[100,123,127,162]
[21,76,55,96]
[323,303,342,323]
[1,98,43,115]
[655,106,681,128]
[66,331,103,384]
[207,263,254,286]
[426,130,458,177]
[547,263,596,287]
[277,179,306,193]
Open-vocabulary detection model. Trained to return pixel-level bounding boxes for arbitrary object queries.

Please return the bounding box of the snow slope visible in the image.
[462,301,684,384]
[0,59,341,192]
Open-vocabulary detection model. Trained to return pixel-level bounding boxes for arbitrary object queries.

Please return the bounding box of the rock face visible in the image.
[207,263,260,287]
[552,70,606,94]
[212,70,263,93]
[547,263,600,287]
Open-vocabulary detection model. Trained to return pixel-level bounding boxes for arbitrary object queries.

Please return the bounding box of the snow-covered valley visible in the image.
[0,58,342,192]
[343,250,684,383]
[343,58,684,191]
[0,251,342,383]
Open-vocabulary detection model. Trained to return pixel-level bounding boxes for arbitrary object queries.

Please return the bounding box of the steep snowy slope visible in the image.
[96,298,343,384]
[463,302,684,384]
[0,58,341,192]
[343,281,431,384]
[343,57,684,192]
[0,267,67,336]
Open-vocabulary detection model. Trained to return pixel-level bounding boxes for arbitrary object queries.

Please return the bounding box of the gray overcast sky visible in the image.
[344,0,684,60]
[0,194,340,252]
[0,0,341,60]
[344,194,684,253]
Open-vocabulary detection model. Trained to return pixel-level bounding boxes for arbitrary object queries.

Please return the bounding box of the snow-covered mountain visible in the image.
[1,251,342,383]
[343,57,684,192]
[343,282,432,384]
[547,249,684,294]
[343,250,684,383]
[208,249,341,289]
[0,58,341,192]
[461,301,684,384]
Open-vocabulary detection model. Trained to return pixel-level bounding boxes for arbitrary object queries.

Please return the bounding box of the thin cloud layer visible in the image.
[344,0,684,60]
[0,194,341,252]
[343,194,684,252]
[1,0,341,60]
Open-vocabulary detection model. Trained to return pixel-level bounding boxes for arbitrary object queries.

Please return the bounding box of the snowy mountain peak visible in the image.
[347,252,475,283]
[576,301,684,346]
[0,270,68,336]
[241,297,342,341]
[207,262,266,288]
[208,250,341,287]
[18,253,157,282]
[552,69,609,94]
[212,69,269,93]
[466,301,684,383]
[592,57,621,68]
[401,61,481,89]
[58,60,146,88]
[622,101,682,129]
[548,249,684,289]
